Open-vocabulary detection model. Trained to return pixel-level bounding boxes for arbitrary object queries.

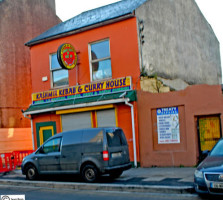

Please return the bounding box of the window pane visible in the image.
[43,138,61,153]
[51,54,61,70]
[92,59,112,81]
[210,140,223,156]
[106,129,127,147]
[53,69,69,87]
[106,132,122,147]
[91,40,110,60]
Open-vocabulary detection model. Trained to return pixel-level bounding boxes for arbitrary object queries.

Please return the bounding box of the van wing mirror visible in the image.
[199,150,210,163]
[202,150,210,157]
[39,146,45,154]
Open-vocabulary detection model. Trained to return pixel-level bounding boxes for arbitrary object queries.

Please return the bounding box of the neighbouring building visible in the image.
[0,0,61,152]
[23,0,222,167]
[137,85,223,167]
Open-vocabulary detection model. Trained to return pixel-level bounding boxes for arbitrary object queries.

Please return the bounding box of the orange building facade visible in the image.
[24,17,141,166]
[24,0,223,167]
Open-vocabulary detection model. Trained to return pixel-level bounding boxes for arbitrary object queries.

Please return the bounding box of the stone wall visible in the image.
[136,0,221,85]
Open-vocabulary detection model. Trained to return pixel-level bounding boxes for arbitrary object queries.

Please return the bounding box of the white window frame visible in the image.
[89,39,112,82]
[50,53,69,88]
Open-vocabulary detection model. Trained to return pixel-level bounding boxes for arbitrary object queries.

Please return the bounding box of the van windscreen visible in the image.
[106,129,127,147]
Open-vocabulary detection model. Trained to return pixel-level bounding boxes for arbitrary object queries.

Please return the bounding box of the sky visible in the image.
[55,0,223,74]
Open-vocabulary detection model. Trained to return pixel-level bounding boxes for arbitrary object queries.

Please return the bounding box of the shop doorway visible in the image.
[36,122,57,147]
[40,126,54,144]
[197,115,221,154]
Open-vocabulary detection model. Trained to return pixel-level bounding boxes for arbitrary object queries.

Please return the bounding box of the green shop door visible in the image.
[41,127,53,144]
[36,122,57,147]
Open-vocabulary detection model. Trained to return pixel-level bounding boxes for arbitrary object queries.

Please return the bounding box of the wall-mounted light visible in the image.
[42,76,48,82]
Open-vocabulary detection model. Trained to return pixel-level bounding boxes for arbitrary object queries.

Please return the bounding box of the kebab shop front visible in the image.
[23,76,139,164]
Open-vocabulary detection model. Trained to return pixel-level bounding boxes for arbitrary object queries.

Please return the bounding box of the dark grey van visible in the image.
[21,127,131,182]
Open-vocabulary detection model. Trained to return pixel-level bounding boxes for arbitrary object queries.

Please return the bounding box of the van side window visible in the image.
[106,129,127,147]
[43,137,61,154]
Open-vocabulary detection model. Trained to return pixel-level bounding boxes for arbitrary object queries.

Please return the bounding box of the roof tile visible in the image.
[26,0,147,46]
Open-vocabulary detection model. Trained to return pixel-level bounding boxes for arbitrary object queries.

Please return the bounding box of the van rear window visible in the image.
[106,129,127,147]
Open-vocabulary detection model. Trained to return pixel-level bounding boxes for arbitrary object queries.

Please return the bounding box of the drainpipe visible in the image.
[23,113,35,150]
[125,99,137,168]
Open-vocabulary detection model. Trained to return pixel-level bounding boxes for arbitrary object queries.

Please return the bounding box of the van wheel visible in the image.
[81,164,98,183]
[109,170,123,179]
[25,164,38,180]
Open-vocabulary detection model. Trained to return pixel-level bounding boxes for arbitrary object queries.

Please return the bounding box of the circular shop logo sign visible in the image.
[1,196,10,200]
[157,109,161,114]
[57,43,77,70]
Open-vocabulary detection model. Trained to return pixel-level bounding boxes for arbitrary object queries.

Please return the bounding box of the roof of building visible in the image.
[25,0,147,46]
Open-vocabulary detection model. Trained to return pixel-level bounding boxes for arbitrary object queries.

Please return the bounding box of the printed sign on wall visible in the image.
[157,107,180,144]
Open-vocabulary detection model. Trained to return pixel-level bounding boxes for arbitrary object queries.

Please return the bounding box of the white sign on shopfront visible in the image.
[157,107,180,144]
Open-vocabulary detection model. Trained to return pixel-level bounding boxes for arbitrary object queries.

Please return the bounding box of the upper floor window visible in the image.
[50,53,69,88]
[89,39,112,81]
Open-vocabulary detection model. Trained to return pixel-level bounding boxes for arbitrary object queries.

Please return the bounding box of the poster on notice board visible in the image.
[156,107,180,144]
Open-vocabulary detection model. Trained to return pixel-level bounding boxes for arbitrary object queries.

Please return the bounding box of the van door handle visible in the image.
[62,155,66,158]
[55,156,59,159]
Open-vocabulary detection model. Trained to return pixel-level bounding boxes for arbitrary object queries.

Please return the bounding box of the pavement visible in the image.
[0,167,196,194]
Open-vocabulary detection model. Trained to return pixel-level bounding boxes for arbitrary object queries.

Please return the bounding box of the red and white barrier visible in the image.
[0,150,34,173]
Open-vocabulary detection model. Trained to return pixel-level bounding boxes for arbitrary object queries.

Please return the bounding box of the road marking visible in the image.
[178,177,194,182]
[142,177,165,182]
[116,177,132,181]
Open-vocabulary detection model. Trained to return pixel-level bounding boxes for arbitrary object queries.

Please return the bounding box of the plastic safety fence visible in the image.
[12,150,34,167]
[0,150,34,173]
[0,153,15,173]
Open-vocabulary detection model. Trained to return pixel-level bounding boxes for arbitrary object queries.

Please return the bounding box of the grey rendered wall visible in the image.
[136,0,221,85]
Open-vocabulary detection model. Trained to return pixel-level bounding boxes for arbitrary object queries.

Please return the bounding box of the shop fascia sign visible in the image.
[32,77,132,105]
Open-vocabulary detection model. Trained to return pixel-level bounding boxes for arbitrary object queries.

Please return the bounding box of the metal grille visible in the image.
[62,112,92,131]
[205,173,223,182]
[198,116,221,152]
[97,109,116,127]
[209,188,223,194]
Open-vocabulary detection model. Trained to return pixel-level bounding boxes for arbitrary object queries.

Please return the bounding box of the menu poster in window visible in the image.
[157,107,180,144]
